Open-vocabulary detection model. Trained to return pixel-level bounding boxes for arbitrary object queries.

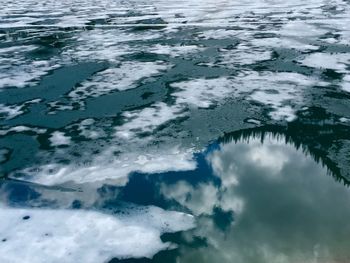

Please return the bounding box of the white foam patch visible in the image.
[0,0,333,28]
[47,101,75,114]
[113,70,323,127]
[196,29,239,40]
[251,37,320,51]
[279,21,327,38]
[237,72,325,121]
[0,205,195,263]
[0,126,47,136]
[18,146,196,186]
[1,0,349,90]
[77,119,105,139]
[68,61,168,103]
[342,75,350,93]
[0,61,59,89]
[171,78,234,108]
[148,44,203,57]
[0,45,57,89]
[49,131,72,146]
[218,45,271,67]
[0,99,41,120]
[0,44,60,89]
[152,0,330,26]
[300,53,350,72]
[62,29,161,63]
[115,102,184,139]
[0,104,24,120]
[340,117,350,123]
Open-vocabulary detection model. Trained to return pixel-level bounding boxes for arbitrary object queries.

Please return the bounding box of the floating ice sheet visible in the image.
[49,131,72,146]
[17,145,196,186]
[0,205,195,263]
[171,78,235,108]
[69,61,169,104]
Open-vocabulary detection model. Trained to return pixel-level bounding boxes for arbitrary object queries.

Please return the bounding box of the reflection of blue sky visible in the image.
[1,132,350,262]
[160,134,350,263]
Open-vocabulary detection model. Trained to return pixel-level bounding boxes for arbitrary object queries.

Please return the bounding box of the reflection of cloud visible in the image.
[161,182,218,216]
[162,133,350,263]
[209,135,291,181]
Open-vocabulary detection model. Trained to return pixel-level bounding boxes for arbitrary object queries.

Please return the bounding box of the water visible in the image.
[0,0,350,262]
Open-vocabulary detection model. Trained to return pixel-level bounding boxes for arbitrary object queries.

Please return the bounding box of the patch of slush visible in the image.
[62,29,162,63]
[152,0,329,25]
[0,126,47,136]
[339,117,350,123]
[218,45,271,67]
[196,29,239,40]
[68,61,168,104]
[18,146,196,186]
[49,131,72,146]
[342,75,350,93]
[171,78,235,108]
[0,0,339,28]
[115,102,184,139]
[0,205,195,263]
[147,44,203,58]
[237,72,325,122]
[300,53,350,72]
[0,99,41,120]
[0,45,59,89]
[0,104,24,120]
[279,21,328,38]
[0,0,140,28]
[246,118,262,125]
[251,37,320,51]
[247,20,326,52]
[114,70,323,127]
[76,118,105,139]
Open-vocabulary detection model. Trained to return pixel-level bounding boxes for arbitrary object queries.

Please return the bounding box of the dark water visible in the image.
[1,0,350,262]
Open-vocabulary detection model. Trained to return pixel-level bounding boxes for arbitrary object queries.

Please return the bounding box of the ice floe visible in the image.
[0,205,195,263]
[49,131,72,147]
[115,102,184,139]
[0,126,47,136]
[0,99,41,120]
[171,77,234,108]
[0,104,24,120]
[68,61,168,103]
[17,146,196,186]
[300,53,350,72]
[237,72,326,122]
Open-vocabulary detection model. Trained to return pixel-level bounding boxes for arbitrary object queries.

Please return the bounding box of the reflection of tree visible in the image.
[220,120,350,186]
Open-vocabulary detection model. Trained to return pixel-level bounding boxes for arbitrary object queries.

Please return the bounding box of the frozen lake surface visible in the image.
[1,0,350,262]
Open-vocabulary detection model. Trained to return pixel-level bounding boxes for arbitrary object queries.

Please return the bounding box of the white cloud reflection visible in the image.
[161,133,350,263]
